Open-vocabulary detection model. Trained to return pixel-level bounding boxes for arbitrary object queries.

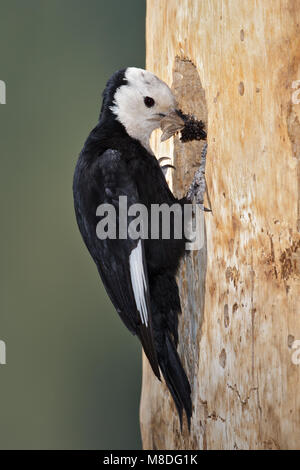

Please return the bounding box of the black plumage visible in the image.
[73,69,192,428]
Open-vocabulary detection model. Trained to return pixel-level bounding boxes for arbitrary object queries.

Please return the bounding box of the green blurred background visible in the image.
[0,0,146,449]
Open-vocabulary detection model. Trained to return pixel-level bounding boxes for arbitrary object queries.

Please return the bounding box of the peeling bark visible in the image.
[140,0,300,450]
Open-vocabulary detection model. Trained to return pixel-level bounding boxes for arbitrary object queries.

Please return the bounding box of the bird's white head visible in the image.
[110,67,177,150]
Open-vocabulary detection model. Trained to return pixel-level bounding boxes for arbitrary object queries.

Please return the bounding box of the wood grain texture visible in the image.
[140,0,300,450]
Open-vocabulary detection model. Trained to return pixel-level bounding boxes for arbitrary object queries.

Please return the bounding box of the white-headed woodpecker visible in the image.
[73,67,207,429]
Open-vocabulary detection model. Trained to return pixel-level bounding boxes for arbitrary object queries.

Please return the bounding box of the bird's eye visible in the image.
[144,96,155,108]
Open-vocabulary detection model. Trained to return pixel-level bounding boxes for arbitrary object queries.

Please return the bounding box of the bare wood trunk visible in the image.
[140,0,300,450]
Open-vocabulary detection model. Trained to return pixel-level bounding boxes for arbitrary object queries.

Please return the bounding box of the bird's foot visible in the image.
[186,143,212,212]
[158,157,176,177]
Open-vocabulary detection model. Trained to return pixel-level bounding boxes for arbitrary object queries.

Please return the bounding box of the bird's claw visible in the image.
[161,164,176,171]
[158,156,172,164]
[159,157,176,176]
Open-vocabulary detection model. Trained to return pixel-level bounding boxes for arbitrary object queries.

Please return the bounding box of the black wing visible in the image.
[73,149,160,379]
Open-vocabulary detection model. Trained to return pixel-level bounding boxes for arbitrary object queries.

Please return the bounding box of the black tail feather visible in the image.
[158,334,192,430]
[149,274,192,430]
[138,323,161,381]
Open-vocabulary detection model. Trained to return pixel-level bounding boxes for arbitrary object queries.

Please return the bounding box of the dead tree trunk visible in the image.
[140,0,300,450]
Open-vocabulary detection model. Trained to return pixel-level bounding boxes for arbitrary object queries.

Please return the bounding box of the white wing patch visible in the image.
[129,240,148,327]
